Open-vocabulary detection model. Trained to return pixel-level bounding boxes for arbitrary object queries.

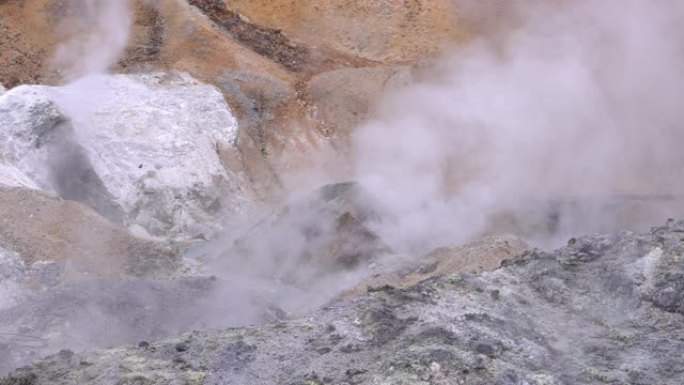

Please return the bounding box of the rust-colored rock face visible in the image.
[222,0,468,63]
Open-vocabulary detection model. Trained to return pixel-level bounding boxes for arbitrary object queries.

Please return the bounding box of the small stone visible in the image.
[474,342,497,358]
[345,368,367,377]
[138,341,150,348]
[316,347,332,355]
[340,344,360,353]
[490,290,501,301]
[473,356,487,370]
[58,349,75,359]
[175,342,189,352]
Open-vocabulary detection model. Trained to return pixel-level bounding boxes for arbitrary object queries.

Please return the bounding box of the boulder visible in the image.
[0,72,251,240]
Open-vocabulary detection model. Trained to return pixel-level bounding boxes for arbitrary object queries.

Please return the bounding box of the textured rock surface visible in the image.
[306,66,413,148]
[221,0,467,63]
[0,73,250,240]
[5,220,684,384]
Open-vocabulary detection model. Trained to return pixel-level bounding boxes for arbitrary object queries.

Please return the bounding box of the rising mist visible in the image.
[51,0,131,80]
[351,0,684,251]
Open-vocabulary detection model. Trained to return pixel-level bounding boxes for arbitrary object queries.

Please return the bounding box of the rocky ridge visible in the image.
[3,220,683,384]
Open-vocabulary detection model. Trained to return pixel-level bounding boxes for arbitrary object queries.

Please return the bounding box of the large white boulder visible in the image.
[0,73,250,240]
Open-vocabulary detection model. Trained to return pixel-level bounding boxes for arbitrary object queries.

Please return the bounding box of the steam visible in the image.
[351,0,684,251]
[6,0,684,374]
[44,0,133,211]
[51,0,132,79]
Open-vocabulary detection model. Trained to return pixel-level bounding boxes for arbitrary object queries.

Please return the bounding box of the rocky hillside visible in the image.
[3,220,684,385]
[0,0,468,199]
[2,1,684,384]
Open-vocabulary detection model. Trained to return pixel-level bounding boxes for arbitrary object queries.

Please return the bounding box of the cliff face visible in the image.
[3,220,684,385]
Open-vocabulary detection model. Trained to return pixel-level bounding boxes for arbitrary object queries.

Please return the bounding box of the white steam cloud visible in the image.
[51,0,132,79]
[351,0,684,251]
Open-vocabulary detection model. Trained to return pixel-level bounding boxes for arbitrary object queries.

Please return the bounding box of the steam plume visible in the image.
[51,0,132,79]
[351,0,684,251]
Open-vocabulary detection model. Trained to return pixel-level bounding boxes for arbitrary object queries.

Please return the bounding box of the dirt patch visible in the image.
[0,8,52,87]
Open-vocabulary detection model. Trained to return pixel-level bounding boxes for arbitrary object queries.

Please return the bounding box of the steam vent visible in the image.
[1,1,684,384]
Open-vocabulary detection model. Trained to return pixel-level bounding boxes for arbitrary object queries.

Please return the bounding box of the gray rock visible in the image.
[217,70,295,128]
[6,219,684,384]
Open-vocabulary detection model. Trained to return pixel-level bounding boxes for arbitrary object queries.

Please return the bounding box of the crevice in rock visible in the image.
[187,0,309,73]
[44,125,125,225]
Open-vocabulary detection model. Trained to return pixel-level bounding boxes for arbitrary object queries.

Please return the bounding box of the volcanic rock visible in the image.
[5,219,684,384]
